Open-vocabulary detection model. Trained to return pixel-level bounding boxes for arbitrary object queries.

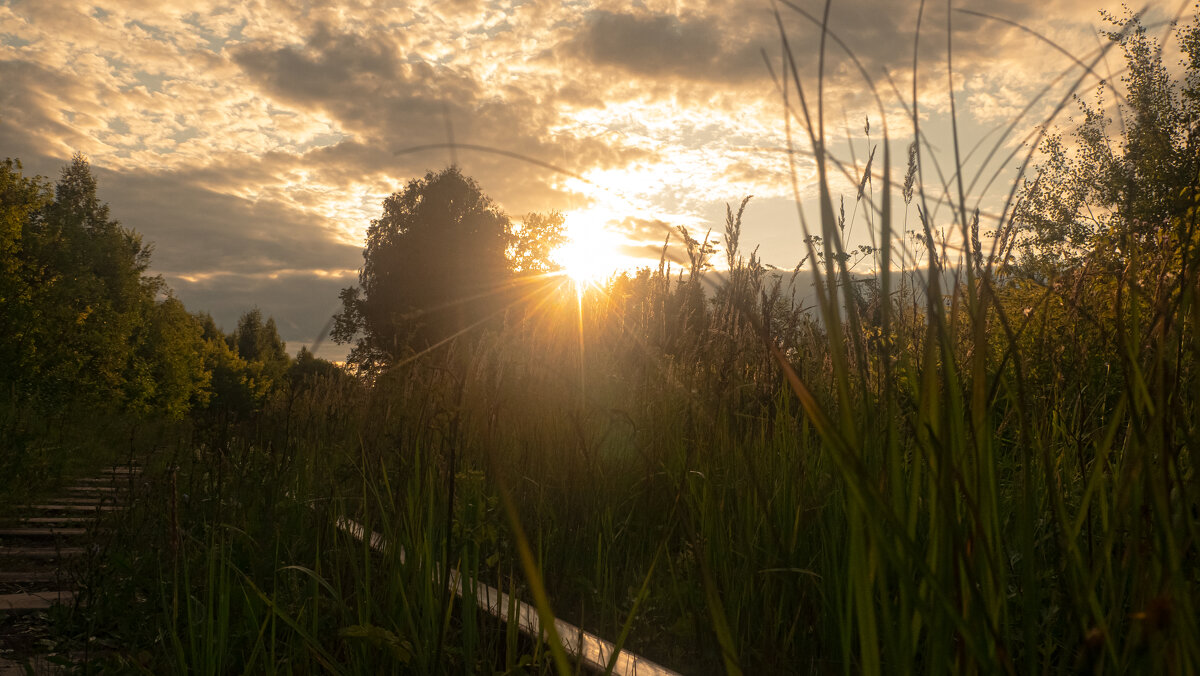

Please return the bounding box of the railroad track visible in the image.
[0,465,141,673]
[331,515,682,676]
[3,471,680,673]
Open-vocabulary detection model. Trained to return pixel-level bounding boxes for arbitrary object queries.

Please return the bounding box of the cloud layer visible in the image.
[0,0,1161,358]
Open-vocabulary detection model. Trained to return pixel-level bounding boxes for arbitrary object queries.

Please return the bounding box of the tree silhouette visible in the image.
[333,166,516,369]
[232,308,289,372]
[508,210,566,274]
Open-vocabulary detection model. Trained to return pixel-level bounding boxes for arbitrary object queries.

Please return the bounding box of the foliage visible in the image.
[1014,8,1200,276]
[1,155,302,427]
[333,167,567,373]
[0,158,53,381]
[125,295,211,418]
[289,345,345,382]
[508,210,567,274]
[333,166,515,368]
[231,307,291,383]
[0,154,163,410]
[192,309,294,419]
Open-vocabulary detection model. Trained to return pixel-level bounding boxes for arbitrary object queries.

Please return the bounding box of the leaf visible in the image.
[339,623,414,664]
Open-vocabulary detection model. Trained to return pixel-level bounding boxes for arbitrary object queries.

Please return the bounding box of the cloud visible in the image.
[0,60,103,158]
[558,10,768,84]
[613,216,676,244]
[97,167,364,276]
[231,21,636,205]
[231,23,429,125]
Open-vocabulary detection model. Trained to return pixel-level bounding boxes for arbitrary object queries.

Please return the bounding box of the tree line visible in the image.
[0,158,571,426]
[3,6,1196,422]
[0,154,314,421]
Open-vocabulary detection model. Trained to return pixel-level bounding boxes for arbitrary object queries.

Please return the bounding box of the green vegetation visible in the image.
[333,166,566,371]
[2,7,1198,675]
[0,155,317,505]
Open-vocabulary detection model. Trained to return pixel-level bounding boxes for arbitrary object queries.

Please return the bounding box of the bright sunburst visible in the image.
[551,215,624,286]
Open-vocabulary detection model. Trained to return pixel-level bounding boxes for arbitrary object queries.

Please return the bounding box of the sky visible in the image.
[0,0,1185,360]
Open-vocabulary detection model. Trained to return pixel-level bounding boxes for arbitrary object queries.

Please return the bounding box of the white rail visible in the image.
[332,516,682,676]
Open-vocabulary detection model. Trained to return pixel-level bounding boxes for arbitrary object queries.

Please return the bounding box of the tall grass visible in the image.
[62,5,1200,674]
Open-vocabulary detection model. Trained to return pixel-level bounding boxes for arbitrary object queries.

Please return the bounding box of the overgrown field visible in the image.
[3,7,1199,675]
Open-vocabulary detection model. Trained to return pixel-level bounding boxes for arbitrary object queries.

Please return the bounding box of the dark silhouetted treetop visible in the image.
[232,308,289,366]
[334,166,536,370]
[288,345,352,390]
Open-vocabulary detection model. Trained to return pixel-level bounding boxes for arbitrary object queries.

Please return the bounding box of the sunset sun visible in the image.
[552,217,624,286]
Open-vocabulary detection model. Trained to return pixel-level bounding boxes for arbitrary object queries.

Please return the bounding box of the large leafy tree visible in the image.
[1,154,162,408]
[1013,8,1200,276]
[46,155,159,402]
[1,154,217,417]
[333,167,523,369]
